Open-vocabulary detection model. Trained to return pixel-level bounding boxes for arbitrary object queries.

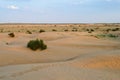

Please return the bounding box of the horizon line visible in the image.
[0,23,120,25]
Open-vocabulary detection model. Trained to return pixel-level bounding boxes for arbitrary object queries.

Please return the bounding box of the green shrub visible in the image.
[27,39,47,51]
[8,33,15,37]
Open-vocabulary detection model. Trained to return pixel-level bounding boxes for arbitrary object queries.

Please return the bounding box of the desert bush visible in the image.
[106,29,111,32]
[64,29,68,32]
[86,29,88,31]
[8,33,15,37]
[86,29,94,33]
[107,34,118,38]
[71,28,78,32]
[26,30,32,34]
[27,39,47,51]
[75,29,78,31]
[111,28,119,31]
[39,29,45,33]
[6,42,9,45]
[95,34,118,39]
[52,29,57,32]
[0,29,3,33]
[115,28,119,31]
[91,29,94,32]
[88,31,92,33]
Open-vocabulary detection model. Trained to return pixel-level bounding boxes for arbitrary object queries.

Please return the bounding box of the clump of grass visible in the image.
[8,33,15,37]
[27,39,47,51]
[39,29,45,33]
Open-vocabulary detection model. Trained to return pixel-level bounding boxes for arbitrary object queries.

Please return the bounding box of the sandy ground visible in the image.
[0,32,120,80]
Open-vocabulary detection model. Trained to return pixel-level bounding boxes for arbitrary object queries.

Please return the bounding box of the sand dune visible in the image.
[0,31,120,80]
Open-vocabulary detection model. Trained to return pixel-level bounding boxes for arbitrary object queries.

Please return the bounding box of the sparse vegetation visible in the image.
[107,34,118,38]
[27,39,47,51]
[6,42,9,45]
[52,29,57,32]
[111,28,119,31]
[26,30,32,34]
[95,34,118,39]
[0,29,3,33]
[72,29,77,32]
[106,29,111,32]
[64,29,68,32]
[8,33,15,37]
[86,29,94,33]
[39,29,45,33]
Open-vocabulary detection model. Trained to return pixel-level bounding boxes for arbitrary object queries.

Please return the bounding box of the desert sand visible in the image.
[0,24,120,80]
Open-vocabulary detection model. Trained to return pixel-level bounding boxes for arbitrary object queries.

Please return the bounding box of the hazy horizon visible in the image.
[0,0,120,23]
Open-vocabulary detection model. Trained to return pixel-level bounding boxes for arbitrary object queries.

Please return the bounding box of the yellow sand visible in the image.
[0,31,120,80]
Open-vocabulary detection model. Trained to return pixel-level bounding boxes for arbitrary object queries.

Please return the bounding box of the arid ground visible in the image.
[0,24,120,80]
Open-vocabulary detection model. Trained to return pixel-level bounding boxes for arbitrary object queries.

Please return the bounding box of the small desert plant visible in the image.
[107,34,118,38]
[6,42,9,45]
[88,30,91,33]
[26,30,32,34]
[72,28,77,32]
[52,29,57,32]
[95,34,118,39]
[106,29,111,32]
[91,29,94,32]
[64,29,68,32]
[27,39,47,51]
[8,33,15,37]
[115,28,119,31]
[86,29,94,33]
[111,28,119,31]
[39,29,45,33]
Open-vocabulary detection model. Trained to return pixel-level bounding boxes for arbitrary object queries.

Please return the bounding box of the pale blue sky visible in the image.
[0,0,120,23]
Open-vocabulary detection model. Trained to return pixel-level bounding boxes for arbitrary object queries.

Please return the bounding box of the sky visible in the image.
[0,0,120,23]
